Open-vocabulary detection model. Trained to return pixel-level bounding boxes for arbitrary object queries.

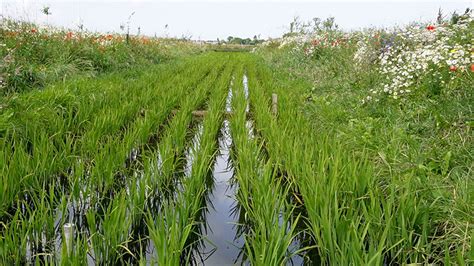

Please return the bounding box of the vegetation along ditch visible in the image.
[0,10,473,265]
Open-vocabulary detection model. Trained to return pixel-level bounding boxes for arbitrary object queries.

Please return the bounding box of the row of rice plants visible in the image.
[1,64,187,263]
[0,55,207,218]
[228,55,302,265]
[0,53,224,263]
[249,56,469,264]
[146,55,237,265]
[57,53,228,264]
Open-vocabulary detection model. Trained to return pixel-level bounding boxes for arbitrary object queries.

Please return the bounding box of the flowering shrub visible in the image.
[266,31,350,59]
[256,12,472,105]
[359,12,473,101]
[256,14,473,264]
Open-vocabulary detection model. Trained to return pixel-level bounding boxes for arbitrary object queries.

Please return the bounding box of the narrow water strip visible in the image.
[200,119,243,265]
[197,79,244,265]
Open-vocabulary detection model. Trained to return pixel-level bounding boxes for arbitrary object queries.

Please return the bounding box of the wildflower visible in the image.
[31,28,37,33]
[426,25,436,31]
[449,65,457,72]
[66,32,73,40]
[471,64,474,72]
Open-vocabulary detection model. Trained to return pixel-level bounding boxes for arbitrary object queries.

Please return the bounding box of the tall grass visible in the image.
[247,52,473,264]
[1,18,205,94]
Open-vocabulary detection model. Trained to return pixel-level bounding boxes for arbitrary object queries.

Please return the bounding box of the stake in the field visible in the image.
[63,223,76,255]
[272,93,278,115]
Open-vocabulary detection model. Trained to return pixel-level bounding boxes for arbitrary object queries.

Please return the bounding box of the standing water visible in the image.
[199,80,244,264]
[199,119,243,265]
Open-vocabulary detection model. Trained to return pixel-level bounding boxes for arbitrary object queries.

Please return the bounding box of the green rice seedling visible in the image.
[58,232,89,265]
[62,56,221,261]
[62,53,231,263]
[146,198,196,266]
[151,56,228,196]
[180,61,237,255]
[147,54,236,264]
[228,58,303,265]
[86,192,133,264]
[0,53,223,264]
[0,59,192,216]
[246,58,382,264]
[0,208,30,263]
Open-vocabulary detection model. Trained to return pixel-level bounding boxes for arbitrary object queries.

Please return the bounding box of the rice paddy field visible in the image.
[0,11,473,266]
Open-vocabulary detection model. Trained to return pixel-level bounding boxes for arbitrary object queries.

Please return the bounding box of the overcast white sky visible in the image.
[1,1,472,40]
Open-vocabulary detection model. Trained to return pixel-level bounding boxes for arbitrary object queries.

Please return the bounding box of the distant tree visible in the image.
[223,35,263,45]
[231,37,243,44]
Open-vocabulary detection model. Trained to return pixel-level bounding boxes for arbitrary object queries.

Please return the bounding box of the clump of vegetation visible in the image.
[255,9,473,264]
[223,35,264,45]
[0,18,205,94]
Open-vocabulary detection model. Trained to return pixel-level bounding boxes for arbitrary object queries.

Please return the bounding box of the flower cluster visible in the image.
[1,19,160,49]
[259,31,350,58]
[353,29,395,66]
[363,13,473,101]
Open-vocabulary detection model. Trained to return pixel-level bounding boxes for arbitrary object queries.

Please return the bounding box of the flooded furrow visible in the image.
[199,119,243,265]
[195,77,244,265]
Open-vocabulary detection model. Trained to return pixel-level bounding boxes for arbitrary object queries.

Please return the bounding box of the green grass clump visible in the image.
[253,24,472,263]
[1,18,205,94]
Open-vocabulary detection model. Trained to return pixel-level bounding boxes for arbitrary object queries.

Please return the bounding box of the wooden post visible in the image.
[63,223,75,254]
[272,93,278,115]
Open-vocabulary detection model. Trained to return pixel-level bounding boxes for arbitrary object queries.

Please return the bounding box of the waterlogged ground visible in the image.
[0,52,471,265]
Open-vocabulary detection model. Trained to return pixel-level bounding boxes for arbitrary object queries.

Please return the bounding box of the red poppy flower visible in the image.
[31,28,37,33]
[471,64,474,73]
[66,32,73,39]
[449,65,457,72]
[426,25,436,31]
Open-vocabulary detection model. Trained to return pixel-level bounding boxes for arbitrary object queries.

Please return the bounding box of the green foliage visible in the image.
[255,13,473,263]
[0,19,205,94]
